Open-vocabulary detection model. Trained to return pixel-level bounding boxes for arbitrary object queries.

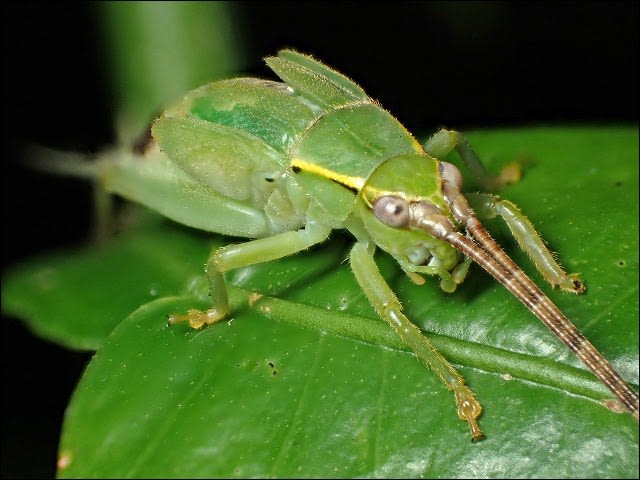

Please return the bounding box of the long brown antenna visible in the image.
[450,229,639,419]
[411,202,640,420]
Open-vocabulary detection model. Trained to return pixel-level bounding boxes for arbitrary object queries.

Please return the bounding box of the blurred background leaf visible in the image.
[99,1,244,143]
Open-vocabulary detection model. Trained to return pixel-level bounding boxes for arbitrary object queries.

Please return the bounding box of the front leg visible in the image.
[349,242,484,441]
[424,129,520,190]
[467,193,585,293]
[169,220,332,329]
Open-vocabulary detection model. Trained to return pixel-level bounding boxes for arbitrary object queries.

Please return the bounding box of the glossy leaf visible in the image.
[2,127,638,477]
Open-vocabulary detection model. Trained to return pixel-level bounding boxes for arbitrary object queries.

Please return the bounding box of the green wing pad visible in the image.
[102,149,270,238]
[266,51,369,110]
[173,78,319,156]
[152,116,285,202]
[277,49,369,100]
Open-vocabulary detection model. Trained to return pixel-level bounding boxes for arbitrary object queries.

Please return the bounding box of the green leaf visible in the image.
[0,216,344,351]
[97,1,244,142]
[2,127,638,477]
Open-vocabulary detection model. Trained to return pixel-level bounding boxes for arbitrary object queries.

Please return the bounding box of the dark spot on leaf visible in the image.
[292,166,301,174]
[614,180,623,187]
[265,177,274,182]
[617,260,626,267]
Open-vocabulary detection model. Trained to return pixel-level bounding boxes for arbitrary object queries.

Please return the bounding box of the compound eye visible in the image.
[373,196,410,227]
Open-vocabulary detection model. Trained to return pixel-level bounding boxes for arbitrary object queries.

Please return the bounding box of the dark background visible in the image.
[2,2,638,477]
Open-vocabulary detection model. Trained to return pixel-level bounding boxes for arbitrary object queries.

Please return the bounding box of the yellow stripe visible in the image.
[290,158,366,191]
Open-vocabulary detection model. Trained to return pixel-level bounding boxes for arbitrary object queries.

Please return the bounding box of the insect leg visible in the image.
[467,192,585,293]
[168,221,331,329]
[395,255,472,292]
[25,145,116,242]
[423,129,520,189]
[429,185,639,419]
[349,241,484,441]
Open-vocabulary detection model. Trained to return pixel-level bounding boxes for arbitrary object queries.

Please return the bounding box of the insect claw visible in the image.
[558,273,586,294]
[167,313,185,327]
[406,271,425,285]
[468,419,486,442]
[496,162,521,187]
[480,162,522,190]
[454,386,485,442]
[167,309,218,330]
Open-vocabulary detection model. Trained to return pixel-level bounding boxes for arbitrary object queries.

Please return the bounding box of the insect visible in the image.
[37,49,638,440]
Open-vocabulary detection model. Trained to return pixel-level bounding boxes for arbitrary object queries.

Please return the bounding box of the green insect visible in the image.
[38,49,638,440]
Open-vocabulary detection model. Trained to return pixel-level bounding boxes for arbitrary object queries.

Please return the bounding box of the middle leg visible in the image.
[424,129,521,190]
[349,241,484,441]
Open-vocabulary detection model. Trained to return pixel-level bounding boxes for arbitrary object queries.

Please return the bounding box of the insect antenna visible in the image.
[410,199,640,420]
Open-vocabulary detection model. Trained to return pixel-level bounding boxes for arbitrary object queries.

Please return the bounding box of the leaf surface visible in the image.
[2,127,638,478]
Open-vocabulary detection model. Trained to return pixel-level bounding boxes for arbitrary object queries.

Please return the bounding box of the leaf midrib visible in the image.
[223,286,630,406]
